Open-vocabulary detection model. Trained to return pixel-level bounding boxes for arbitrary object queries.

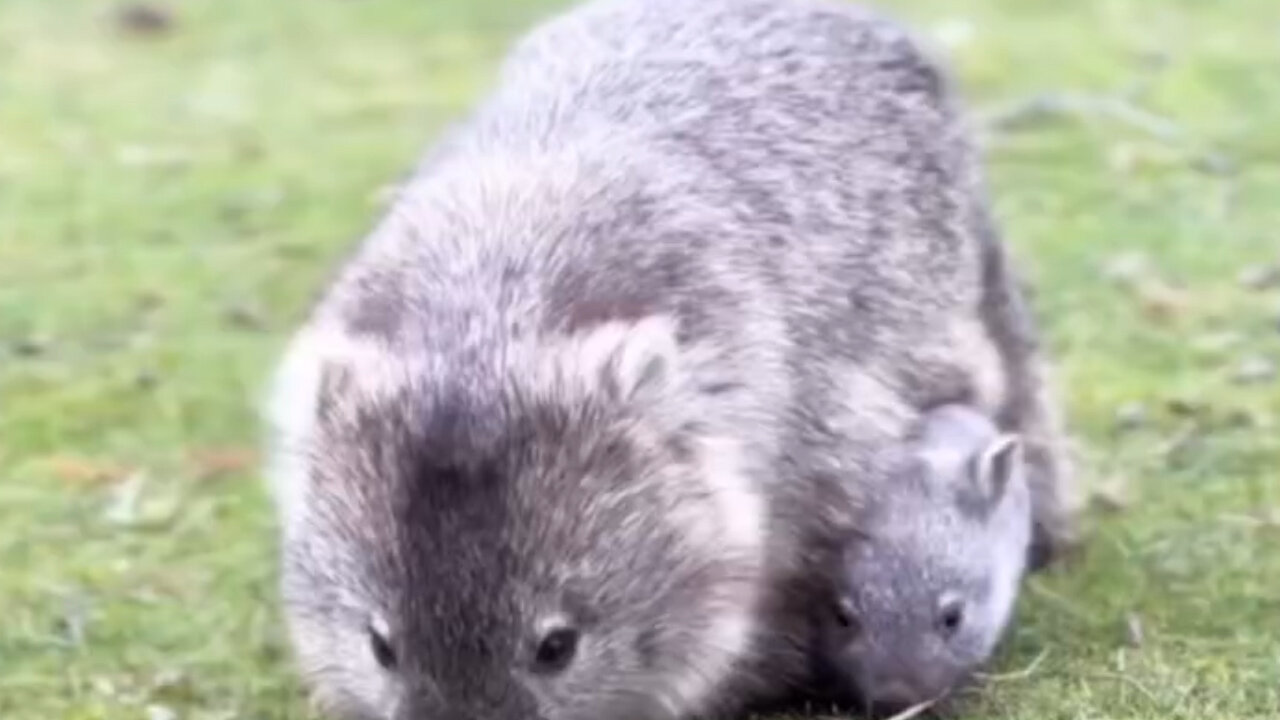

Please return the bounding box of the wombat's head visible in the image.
[822,405,1031,716]
[264,316,765,720]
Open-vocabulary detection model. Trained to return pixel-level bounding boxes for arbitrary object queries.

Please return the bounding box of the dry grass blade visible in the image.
[811,696,940,720]
[976,648,1050,682]
[880,698,940,720]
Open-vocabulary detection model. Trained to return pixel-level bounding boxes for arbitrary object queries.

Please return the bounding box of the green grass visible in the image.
[1,0,1278,718]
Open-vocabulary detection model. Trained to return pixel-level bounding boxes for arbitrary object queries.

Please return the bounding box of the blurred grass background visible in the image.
[1,1,1278,718]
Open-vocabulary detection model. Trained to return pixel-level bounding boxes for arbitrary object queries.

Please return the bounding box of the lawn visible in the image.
[1,0,1278,718]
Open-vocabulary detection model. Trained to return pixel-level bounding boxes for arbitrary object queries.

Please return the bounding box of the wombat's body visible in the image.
[263,1,1078,718]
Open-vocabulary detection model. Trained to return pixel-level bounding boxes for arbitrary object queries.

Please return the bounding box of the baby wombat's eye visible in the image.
[936,598,965,637]
[367,616,397,670]
[532,626,580,674]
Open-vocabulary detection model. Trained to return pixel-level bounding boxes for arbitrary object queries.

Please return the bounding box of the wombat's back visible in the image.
[456,0,995,408]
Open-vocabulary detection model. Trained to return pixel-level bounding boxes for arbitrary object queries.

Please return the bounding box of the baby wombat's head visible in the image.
[263,316,765,720]
[822,404,1032,715]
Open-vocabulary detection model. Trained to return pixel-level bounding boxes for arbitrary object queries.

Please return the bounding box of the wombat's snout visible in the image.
[825,597,954,717]
[857,669,951,718]
[394,689,542,720]
[865,680,922,716]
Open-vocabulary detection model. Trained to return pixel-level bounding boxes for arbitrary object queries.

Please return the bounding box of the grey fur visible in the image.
[819,404,1032,715]
[262,0,1080,718]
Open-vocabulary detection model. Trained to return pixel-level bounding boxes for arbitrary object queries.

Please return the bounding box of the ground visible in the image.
[1,0,1278,718]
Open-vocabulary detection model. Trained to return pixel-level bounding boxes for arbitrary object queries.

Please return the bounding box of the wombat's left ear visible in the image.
[973,434,1023,504]
[577,314,681,404]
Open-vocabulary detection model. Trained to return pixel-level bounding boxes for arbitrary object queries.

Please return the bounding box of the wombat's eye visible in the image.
[937,599,965,637]
[533,626,579,674]
[831,597,861,639]
[367,617,397,670]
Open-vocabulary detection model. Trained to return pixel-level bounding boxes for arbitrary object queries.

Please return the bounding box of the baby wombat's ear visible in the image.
[971,434,1024,505]
[577,314,681,404]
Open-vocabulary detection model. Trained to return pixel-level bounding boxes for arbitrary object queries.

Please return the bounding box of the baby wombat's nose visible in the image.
[866,680,921,716]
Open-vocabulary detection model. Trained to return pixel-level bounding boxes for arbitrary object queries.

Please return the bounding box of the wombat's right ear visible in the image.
[577,315,681,403]
[972,434,1024,505]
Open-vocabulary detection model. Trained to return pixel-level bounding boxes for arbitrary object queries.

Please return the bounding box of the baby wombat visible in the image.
[820,404,1032,715]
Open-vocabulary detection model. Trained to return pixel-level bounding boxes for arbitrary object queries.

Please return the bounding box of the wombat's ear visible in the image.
[579,315,680,403]
[972,434,1023,504]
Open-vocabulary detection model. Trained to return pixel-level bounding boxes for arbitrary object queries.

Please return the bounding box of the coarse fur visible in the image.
[817,404,1032,717]
[261,0,1081,718]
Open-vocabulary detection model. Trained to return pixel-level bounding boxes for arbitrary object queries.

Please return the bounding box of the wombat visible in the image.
[261,0,1080,718]
[817,404,1032,716]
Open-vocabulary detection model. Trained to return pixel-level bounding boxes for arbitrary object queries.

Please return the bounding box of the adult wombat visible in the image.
[262,0,1079,718]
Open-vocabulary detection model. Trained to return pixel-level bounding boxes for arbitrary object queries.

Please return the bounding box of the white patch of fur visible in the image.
[262,326,326,538]
[694,434,766,562]
[659,433,766,718]
[947,315,1007,415]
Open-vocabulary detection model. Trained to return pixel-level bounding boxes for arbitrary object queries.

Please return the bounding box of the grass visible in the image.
[1,0,1277,718]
